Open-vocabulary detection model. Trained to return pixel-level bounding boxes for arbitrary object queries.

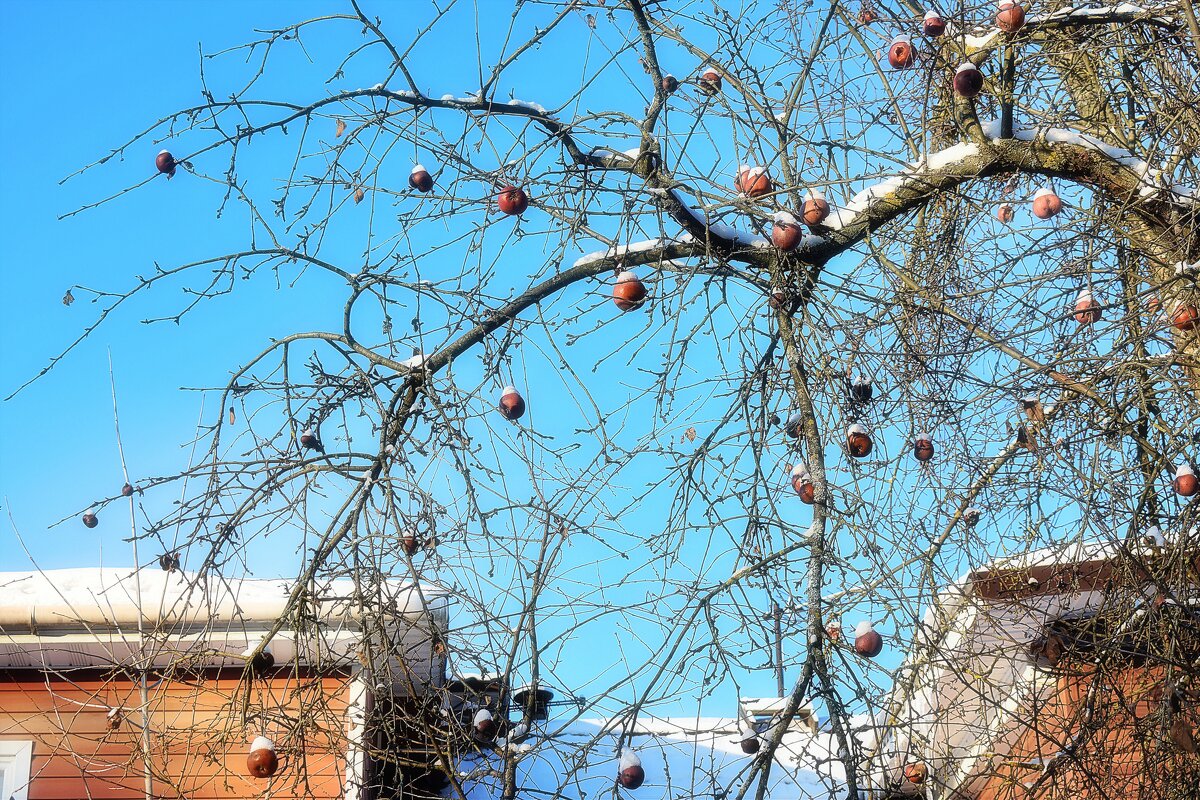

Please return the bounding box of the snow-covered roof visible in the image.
[0,567,446,629]
[0,568,448,677]
[459,717,845,800]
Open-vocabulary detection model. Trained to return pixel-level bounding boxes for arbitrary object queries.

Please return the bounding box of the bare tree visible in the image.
[22,0,1200,798]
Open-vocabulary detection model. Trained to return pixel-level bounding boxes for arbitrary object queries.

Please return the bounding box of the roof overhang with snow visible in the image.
[864,540,1199,797]
[0,567,449,678]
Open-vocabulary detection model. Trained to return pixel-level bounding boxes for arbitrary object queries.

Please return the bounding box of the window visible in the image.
[0,741,32,800]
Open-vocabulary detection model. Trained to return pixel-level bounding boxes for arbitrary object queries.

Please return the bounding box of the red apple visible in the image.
[402,529,420,555]
[1073,289,1101,325]
[474,708,497,740]
[772,211,803,252]
[847,424,873,458]
[1175,464,1198,497]
[121,482,134,497]
[858,7,877,24]
[953,63,983,98]
[1173,303,1200,331]
[791,465,815,504]
[853,621,883,657]
[997,203,1014,223]
[662,74,678,93]
[923,10,947,36]
[497,185,529,216]
[802,190,830,225]
[740,732,761,754]
[409,164,434,193]
[1032,187,1062,219]
[618,749,645,789]
[737,165,773,198]
[913,433,934,462]
[996,0,1026,33]
[699,69,722,95]
[613,270,647,311]
[300,428,321,451]
[904,762,928,784]
[887,36,915,69]
[247,737,278,778]
[964,507,981,527]
[498,386,526,421]
[82,510,98,529]
[155,149,177,178]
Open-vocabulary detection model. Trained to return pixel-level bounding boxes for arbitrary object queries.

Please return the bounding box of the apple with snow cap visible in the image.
[737,165,773,198]
[964,507,981,527]
[996,0,1026,32]
[825,621,841,641]
[662,74,678,93]
[913,432,934,462]
[953,63,983,98]
[82,509,98,529]
[1032,187,1062,219]
[155,150,177,178]
[617,747,645,789]
[497,185,529,216]
[1175,464,1198,497]
[243,646,275,675]
[923,10,947,36]
[847,424,873,458]
[769,286,791,310]
[613,271,647,311]
[106,707,123,731]
[1172,302,1200,331]
[784,410,805,438]
[121,482,134,497]
[498,386,526,421]
[853,621,883,657]
[699,68,722,95]
[1073,289,1101,325]
[791,464,815,504]
[739,726,761,754]
[247,736,278,778]
[409,164,434,193]
[848,375,874,402]
[473,708,497,740]
[904,762,928,784]
[887,36,915,69]
[159,552,180,572]
[300,428,321,451]
[402,529,420,555]
[997,203,1014,223]
[772,211,803,252]
[802,189,830,225]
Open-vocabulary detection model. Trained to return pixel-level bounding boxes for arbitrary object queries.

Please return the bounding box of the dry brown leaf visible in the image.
[228,407,236,426]
[62,289,74,306]
[354,187,365,204]
[684,427,697,442]
[335,119,346,138]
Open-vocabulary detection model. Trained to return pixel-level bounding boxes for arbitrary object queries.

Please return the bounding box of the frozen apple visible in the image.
[923,10,947,36]
[847,424,873,458]
[1073,288,1101,325]
[618,748,645,789]
[409,164,434,193]
[953,63,983,98]
[1032,187,1062,219]
[802,189,830,225]
[854,621,883,657]
[887,36,915,69]
[996,0,1026,33]
[498,386,526,421]
[155,149,177,178]
[613,270,648,311]
[247,736,278,778]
